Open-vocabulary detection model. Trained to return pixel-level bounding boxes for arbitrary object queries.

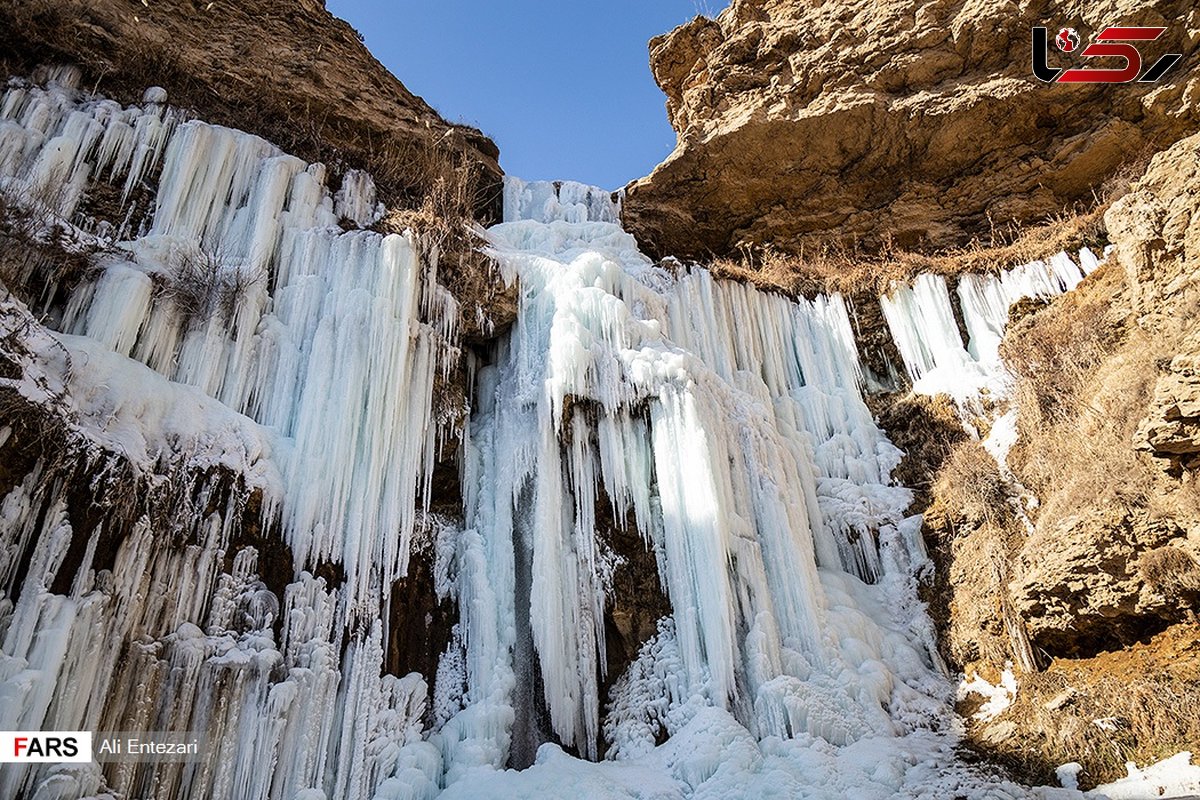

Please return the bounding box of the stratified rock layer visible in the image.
[623,0,1200,259]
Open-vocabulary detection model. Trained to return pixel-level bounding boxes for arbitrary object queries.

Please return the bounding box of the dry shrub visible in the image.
[1139,546,1200,603]
[934,440,1010,528]
[868,391,966,506]
[0,184,94,304]
[377,138,511,341]
[370,134,493,227]
[155,249,261,324]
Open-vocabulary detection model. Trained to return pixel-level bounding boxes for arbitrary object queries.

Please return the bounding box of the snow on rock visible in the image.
[957,666,1017,722]
[60,332,283,488]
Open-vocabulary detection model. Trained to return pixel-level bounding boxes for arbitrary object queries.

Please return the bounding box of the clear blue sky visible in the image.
[326,1,725,190]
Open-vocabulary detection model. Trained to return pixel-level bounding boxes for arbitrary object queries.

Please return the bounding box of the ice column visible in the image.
[444,195,937,778]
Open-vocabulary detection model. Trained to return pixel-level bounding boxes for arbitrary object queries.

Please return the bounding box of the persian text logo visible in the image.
[0,731,93,763]
[1032,26,1182,83]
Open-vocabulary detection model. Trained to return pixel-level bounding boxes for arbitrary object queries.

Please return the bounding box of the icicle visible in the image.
[0,75,462,800]
[883,250,1099,406]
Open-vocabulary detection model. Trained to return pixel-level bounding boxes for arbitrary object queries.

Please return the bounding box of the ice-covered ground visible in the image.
[1091,753,1200,799]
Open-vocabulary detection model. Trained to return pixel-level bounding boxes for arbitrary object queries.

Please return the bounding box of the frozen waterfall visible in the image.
[879,249,1102,407]
[0,76,1098,800]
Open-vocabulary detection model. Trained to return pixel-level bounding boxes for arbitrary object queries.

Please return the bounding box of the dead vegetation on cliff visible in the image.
[1003,260,1200,541]
[705,203,1108,300]
[965,623,1200,789]
[0,184,96,307]
[373,136,514,342]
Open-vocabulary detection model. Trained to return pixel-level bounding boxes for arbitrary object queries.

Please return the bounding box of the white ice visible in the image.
[0,74,1104,800]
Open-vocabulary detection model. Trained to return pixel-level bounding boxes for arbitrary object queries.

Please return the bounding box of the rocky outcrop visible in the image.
[623,0,1200,260]
[1108,133,1200,469]
[1010,508,1188,656]
[1136,340,1200,469]
[914,133,1200,786]
[1105,131,1200,316]
[1,0,502,217]
[995,134,1200,658]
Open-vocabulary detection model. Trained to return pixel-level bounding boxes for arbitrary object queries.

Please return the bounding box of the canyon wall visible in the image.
[623,0,1200,259]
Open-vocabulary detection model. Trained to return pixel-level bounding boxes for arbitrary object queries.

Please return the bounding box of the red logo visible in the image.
[1056,28,1079,52]
[1033,26,1182,83]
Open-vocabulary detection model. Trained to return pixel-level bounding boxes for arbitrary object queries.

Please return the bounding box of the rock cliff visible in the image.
[917,131,1200,784]
[622,0,1200,260]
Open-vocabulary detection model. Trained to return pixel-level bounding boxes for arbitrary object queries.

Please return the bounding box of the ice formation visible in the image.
[880,250,1099,406]
[446,206,939,769]
[0,73,1102,800]
[502,177,621,225]
[0,73,452,799]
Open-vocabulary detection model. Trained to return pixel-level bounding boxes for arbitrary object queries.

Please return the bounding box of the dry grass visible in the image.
[371,132,495,227]
[933,440,1010,528]
[971,623,1200,788]
[926,437,1042,672]
[375,137,513,341]
[706,203,1109,299]
[1002,265,1129,429]
[1001,263,1183,524]
[1139,546,1200,605]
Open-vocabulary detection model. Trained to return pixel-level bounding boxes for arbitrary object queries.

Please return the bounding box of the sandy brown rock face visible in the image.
[1105,132,1200,316]
[1136,340,1200,468]
[997,132,1200,659]
[623,0,1200,260]
[1010,507,1187,656]
[1108,134,1200,469]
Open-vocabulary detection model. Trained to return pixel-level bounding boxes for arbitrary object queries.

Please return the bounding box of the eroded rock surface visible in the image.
[1137,340,1200,469]
[1010,508,1186,656]
[1002,131,1200,658]
[623,0,1200,259]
